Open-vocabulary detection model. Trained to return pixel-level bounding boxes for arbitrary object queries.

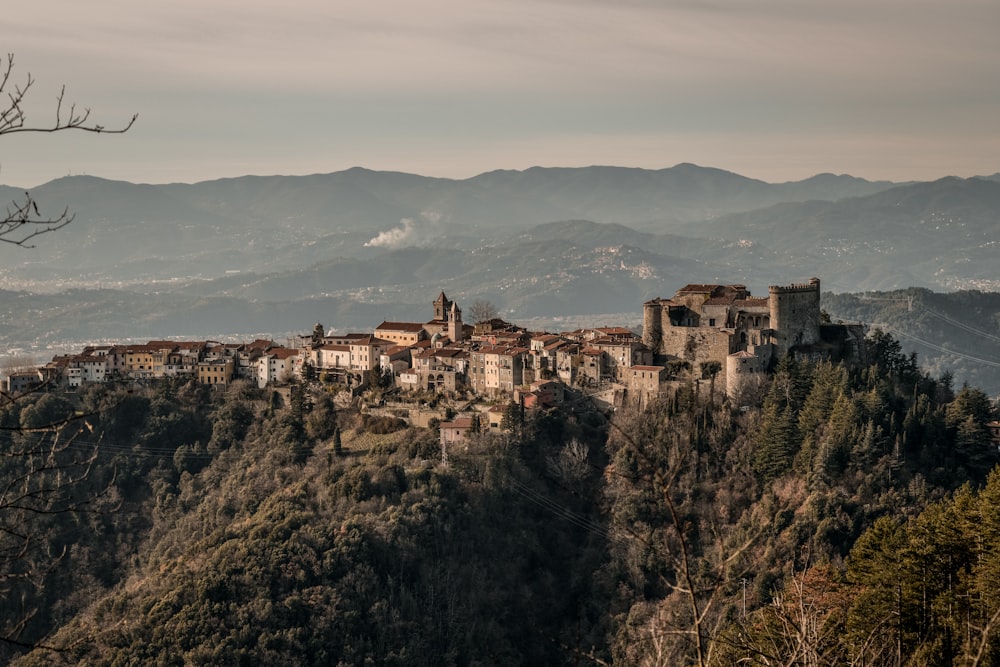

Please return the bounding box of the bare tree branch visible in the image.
[0,193,73,248]
[0,52,137,248]
[601,394,761,667]
[0,51,132,654]
[0,54,137,137]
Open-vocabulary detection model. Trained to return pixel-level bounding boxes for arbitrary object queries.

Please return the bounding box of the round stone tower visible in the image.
[726,350,766,399]
[642,299,664,357]
[768,277,821,358]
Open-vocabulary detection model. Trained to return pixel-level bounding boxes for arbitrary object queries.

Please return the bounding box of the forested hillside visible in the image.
[2,331,1000,665]
[825,287,1000,396]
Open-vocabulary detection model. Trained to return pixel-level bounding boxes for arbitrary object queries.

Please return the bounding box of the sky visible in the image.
[2,0,999,187]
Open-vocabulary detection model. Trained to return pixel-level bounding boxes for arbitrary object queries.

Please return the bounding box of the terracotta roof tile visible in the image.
[376,321,426,332]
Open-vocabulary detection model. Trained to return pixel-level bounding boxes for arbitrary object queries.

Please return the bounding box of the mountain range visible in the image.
[0,164,898,285]
[2,164,999,389]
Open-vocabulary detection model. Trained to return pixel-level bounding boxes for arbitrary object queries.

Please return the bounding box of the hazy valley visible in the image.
[3,163,999,393]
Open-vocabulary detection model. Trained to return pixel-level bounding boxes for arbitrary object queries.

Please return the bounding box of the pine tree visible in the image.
[974,468,1000,654]
[754,402,798,484]
[846,516,911,663]
[333,426,343,457]
[813,392,857,483]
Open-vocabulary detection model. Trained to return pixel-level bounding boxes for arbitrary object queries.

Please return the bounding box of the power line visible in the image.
[915,303,1000,345]
[506,476,612,542]
[881,325,1000,368]
[0,428,321,461]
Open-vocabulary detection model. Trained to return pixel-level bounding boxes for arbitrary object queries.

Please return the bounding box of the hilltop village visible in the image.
[8,279,866,436]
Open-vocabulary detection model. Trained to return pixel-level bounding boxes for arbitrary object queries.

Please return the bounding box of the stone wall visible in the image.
[658,326,734,385]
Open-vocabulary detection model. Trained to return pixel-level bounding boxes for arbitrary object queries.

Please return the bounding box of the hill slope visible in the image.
[5,341,999,665]
[685,176,1000,292]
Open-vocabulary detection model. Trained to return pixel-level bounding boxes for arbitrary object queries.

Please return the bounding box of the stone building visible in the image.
[467,345,527,396]
[425,291,466,343]
[374,321,428,347]
[642,278,862,397]
[628,365,667,407]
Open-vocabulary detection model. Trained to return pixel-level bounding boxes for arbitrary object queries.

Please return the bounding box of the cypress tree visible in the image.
[333,426,343,457]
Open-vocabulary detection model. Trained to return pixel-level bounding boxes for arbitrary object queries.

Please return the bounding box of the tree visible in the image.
[718,565,854,665]
[699,360,722,400]
[1,53,137,247]
[500,400,524,436]
[866,328,917,382]
[0,52,135,652]
[0,393,103,654]
[604,399,758,667]
[332,426,343,457]
[945,386,998,478]
[304,392,337,441]
[754,400,798,484]
[363,362,392,390]
[469,299,498,324]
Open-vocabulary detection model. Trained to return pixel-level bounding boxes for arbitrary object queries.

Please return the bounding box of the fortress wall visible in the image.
[659,326,733,384]
[644,279,829,383]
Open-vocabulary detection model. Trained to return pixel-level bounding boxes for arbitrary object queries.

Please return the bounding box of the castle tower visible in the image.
[768,277,821,358]
[642,299,664,358]
[448,301,463,343]
[726,350,766,399]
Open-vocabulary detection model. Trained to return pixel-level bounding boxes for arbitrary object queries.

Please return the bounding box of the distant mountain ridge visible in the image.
[9,162,897,233]
[684,175,1000,292]
[0,163,899,284]
[2,164,999,397]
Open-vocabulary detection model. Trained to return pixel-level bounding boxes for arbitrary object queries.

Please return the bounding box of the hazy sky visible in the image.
[3,0,999,186]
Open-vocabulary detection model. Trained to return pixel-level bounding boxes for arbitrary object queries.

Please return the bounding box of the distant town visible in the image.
[4,279,867,439]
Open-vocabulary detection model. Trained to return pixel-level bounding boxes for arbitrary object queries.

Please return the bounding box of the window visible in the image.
[709,318,716,327]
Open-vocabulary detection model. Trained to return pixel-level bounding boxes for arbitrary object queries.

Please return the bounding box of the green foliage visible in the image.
[826,288,1000,396]
[754,400,798,484]
[332,427,343,457]
[6,384,610,666]
[360,413,407,435]
[17,393,75,430]
[868,326,918,379]
[6,331,1000,666]
[603,328,1000,665]
[500,401,524,434]
[304,392,337,441]
[209,393,255,452]
[837,480,1000,665]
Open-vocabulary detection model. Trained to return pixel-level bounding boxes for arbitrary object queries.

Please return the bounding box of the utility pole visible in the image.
[741,578,748,618]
